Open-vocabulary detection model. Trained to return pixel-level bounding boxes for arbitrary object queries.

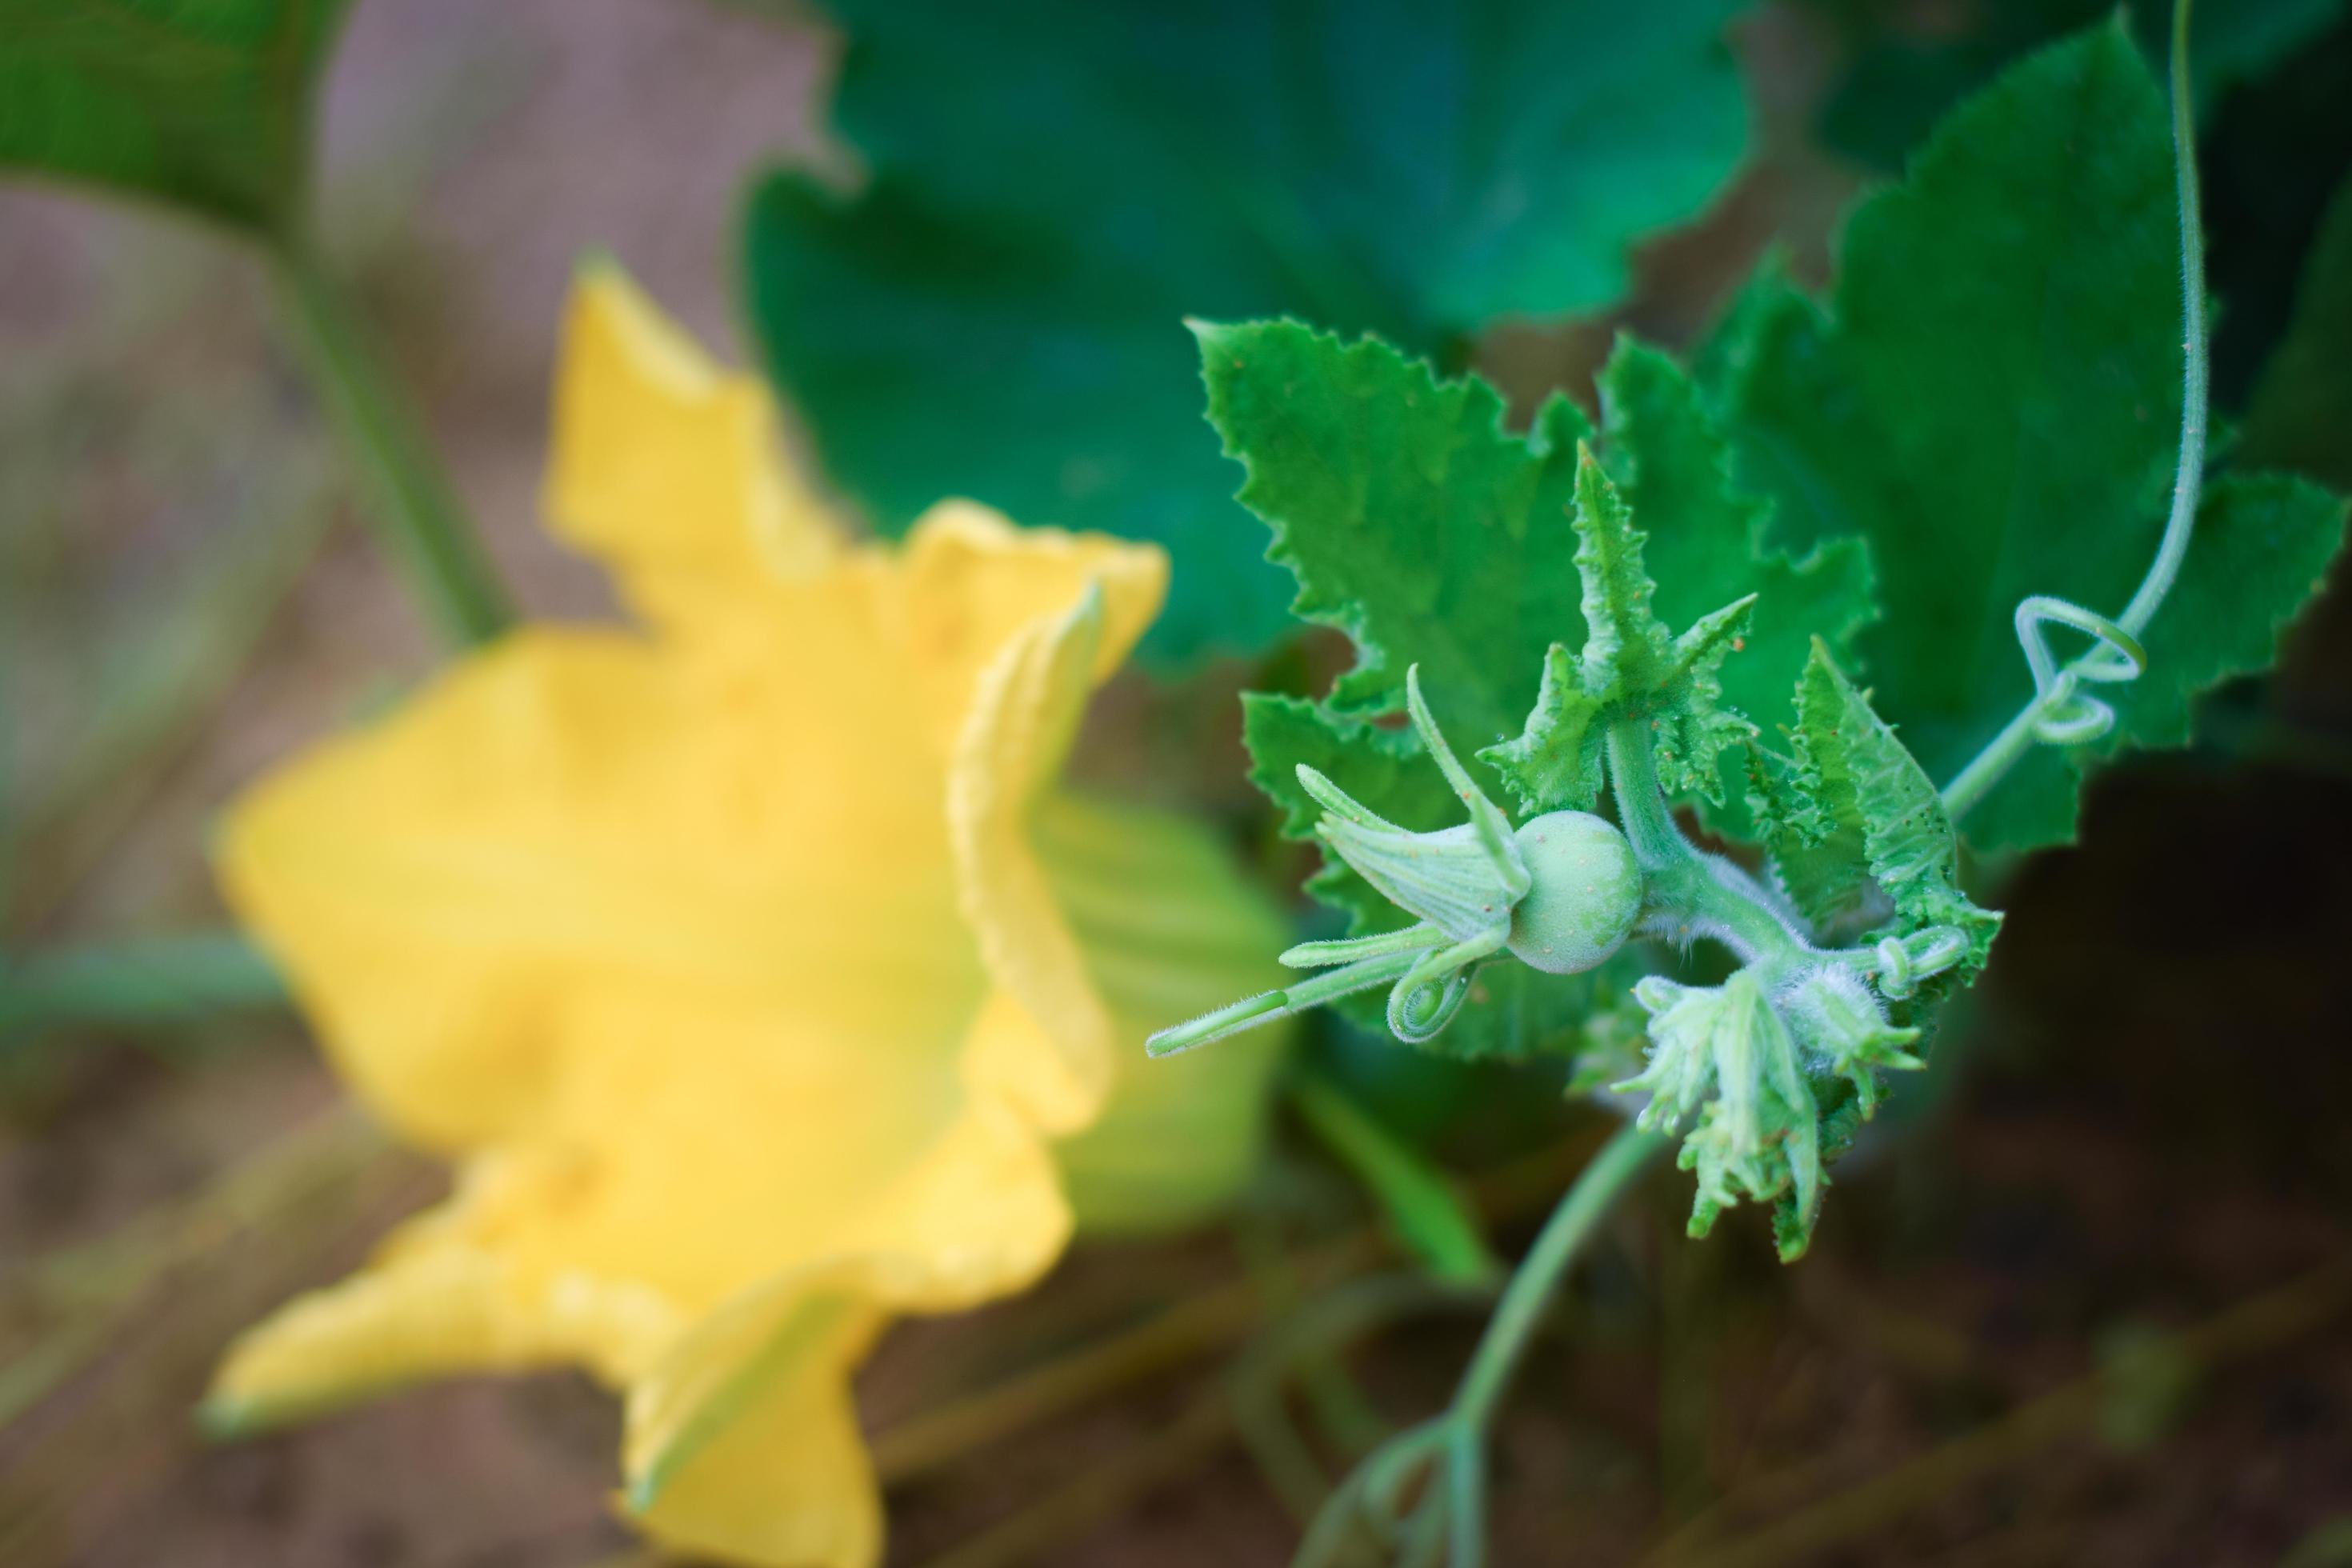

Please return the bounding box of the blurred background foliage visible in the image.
[2,0,2350,1563]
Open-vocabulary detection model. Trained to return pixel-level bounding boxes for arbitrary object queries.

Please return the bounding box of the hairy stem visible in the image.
[1449,1122,1669,1434]
[1297,1125,1670,1566]
[271,246,514,646]
[1606,721,1698,874]
[1607,721,1810,966]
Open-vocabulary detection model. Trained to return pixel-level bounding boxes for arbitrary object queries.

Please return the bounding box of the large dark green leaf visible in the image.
[0,0,354,238]
[1818,0,2346,172]
[743,0,1752,663]
[1704,21,2348,850]
[2242,171,2352,491]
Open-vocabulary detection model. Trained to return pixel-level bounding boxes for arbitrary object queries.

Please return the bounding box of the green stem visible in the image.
[1606,721,1809,966]
[1605,721,1698,874]
[2118,0,2209,642]
[270,246,513,646]
[0,934,289,1044]
[1289,1066,1501,1286]
[1448,1122,1668,1434]
[1938,0,2206,823]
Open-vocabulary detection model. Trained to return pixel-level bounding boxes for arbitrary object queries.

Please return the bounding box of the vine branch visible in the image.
[1940,0,2206,822]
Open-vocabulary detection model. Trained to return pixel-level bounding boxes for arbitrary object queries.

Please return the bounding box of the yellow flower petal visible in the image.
[207,1082,1069,1442]
[624,1278,884,1568]
[212,261,1284,1568]
[219,629,965,1153]
[206,1211,685,1432]
[1036,795,1290,1233]
[890,501,1166,755]
[946,582,1120,1132]
[545,262,838,635]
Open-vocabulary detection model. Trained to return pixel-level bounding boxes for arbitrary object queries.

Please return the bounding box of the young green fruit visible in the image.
[1146,668,1654,1058]
[1507,811,1641,974]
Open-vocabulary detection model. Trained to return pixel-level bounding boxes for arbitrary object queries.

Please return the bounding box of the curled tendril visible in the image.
[1871,924,1969,1001]
[1388,959,1477,1042]
[2012,594,2149,745]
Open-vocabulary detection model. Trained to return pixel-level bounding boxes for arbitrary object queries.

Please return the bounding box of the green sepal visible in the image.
[1770,642,2002,992]
[1778,965,1922,1122]
[1482,450,1758,812]
[1294,670,1529,949]
[1242,694,1634,1062]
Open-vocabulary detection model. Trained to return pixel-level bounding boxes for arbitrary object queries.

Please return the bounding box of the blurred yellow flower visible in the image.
[204,265,1290,1567]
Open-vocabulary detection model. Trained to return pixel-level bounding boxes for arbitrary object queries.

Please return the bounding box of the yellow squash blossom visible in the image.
[204,265,1290,1567]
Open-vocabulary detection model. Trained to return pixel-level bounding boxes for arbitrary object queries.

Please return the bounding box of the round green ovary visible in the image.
[1507,811,1641,974]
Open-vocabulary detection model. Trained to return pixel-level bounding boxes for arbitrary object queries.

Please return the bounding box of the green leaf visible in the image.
[1205,321,1590,754]
[1706,21,2349,850]
[743,0,1753,663]
[1595,340,1878,830]
[1242,694,1621,1061]
[2242,170,2352,492]
[0,0,354,239]
[1287,1066,1499,1286]
[1818,0,2348,173]
[1482,449,1756,811]
[1782,643,2002,987]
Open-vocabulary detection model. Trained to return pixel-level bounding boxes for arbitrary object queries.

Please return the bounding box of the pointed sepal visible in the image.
[1758,642,2002,996]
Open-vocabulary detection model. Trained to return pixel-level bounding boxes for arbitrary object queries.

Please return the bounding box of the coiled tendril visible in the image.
[2010,594,2149,744]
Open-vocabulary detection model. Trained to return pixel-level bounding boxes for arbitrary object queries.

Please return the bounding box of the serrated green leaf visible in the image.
[1788,643,2001,986]
[1596,340,1878,832]
[1204,321,1591,756]
[1241,693,1620,1062]
[2242,170,2352,492]
[0,0,353,239]
[1706,21,2349,851]
[1818,0,2347,172]
[742,0,1753,664]
[1482,450,1756,812]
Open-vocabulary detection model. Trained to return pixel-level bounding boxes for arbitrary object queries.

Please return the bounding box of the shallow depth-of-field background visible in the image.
[6,3,2352,1565]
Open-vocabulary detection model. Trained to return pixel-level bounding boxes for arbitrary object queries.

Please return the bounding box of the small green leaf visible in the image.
[1482,450,1756,811]
[0,0,354,239]
[743,0,1754,663]
[1204,321,1590,756]
[1783,642,2002,988]
[1288,1067,1499,1286]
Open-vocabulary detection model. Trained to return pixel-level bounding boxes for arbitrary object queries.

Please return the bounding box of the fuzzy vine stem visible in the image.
[1939,0,2206,822]
[1295,1122,1670,1567]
